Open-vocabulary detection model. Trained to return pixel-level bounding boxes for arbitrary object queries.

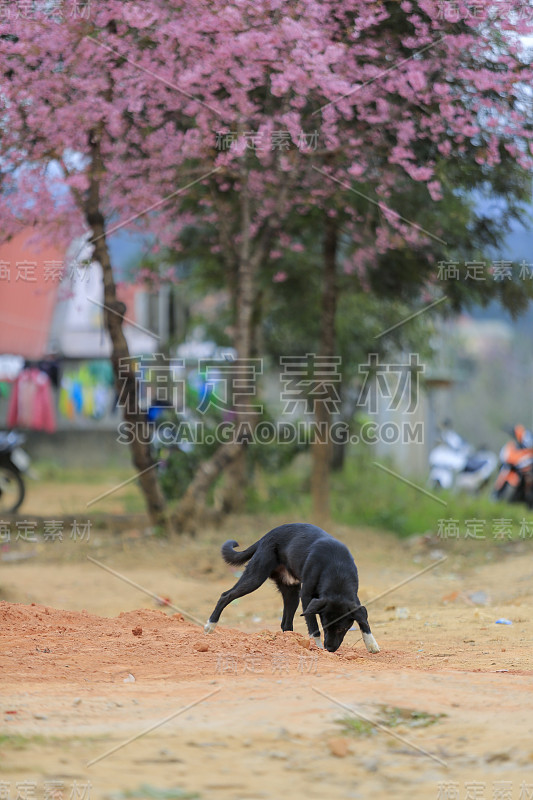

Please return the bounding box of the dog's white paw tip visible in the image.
[363,633,380,654]
[311,636,324,650]
[204,621,217,634]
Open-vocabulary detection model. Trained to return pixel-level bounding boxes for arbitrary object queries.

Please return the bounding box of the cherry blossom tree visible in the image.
[0,1,209,529]
[153,0,533,520]
[1,0,531,526]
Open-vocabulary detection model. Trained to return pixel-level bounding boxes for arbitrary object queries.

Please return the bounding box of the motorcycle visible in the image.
[429,424,497,492]
[0,431,31,513]
[492,424,533,507]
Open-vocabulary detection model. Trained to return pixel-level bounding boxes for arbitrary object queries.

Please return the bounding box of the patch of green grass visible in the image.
[0,733,61,750]
[331,451,531,538]
[121,490,148,513]
[34,460,133,485]
[378,706,446,729]
[107,786,200,800]
[335,716,375,738]
[246,446,532,539]
[245,455,311,517]
[0,733,104,751]
[336,705,445,738]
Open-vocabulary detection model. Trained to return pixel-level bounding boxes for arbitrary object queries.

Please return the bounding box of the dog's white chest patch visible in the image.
[278,566,300,586]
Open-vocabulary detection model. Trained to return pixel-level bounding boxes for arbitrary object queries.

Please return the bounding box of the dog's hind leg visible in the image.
[204,556,277,633]
[353,602,380,653]
[278,584,301,632]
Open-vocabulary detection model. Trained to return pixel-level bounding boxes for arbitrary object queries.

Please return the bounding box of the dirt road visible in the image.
[1,516,532,800]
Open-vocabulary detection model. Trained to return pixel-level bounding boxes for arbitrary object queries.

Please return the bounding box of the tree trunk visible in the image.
[219,165,256,513]
[331,384,360,472]
[311,216,338,526]
[85,131,169,531]
[172,442,243,533]
[175,157,283,523]
[331,419,348,472]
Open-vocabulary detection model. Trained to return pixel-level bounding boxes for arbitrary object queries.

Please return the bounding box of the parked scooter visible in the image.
[0,431,31,512]
[492,424,533,507]
[429,423,497,492]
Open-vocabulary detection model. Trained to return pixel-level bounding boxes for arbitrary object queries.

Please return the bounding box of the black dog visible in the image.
[204,522,380,654]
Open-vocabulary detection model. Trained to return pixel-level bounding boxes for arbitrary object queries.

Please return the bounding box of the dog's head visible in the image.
[302,597,363,652]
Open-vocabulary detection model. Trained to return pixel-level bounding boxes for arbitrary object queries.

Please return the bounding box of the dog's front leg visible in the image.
[361,632,380,653]
[353,602,380,653]
[307,618,324,649]
[302,611,323,648]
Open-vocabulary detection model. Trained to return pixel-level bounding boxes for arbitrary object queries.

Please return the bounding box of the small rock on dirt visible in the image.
[486,752,511,763]
[195,642,209,652]
[268,750,288,760]
[132,626,143,636]
[328,737,350,758]
[467,590,489,605]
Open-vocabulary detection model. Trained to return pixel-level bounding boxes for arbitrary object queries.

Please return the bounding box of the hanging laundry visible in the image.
[58,360,115,421]
[93,385,108,419]
[58,383,75,420]
[6,367,56,432]
[71,380,83,414]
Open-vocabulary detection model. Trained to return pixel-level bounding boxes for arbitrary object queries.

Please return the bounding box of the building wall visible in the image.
[0,230,64,358]
[24,429,131,468]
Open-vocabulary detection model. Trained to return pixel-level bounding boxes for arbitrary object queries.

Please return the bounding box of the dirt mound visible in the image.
[0,602,371,685]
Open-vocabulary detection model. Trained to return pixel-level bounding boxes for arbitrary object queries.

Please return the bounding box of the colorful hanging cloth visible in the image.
[6,368,56,432]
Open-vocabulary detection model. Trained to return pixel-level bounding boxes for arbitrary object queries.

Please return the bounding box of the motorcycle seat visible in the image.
[0,433,12,452]
[0,431,24,452]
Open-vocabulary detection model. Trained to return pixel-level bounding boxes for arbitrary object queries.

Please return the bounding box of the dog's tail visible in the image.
[221,539,259,566]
